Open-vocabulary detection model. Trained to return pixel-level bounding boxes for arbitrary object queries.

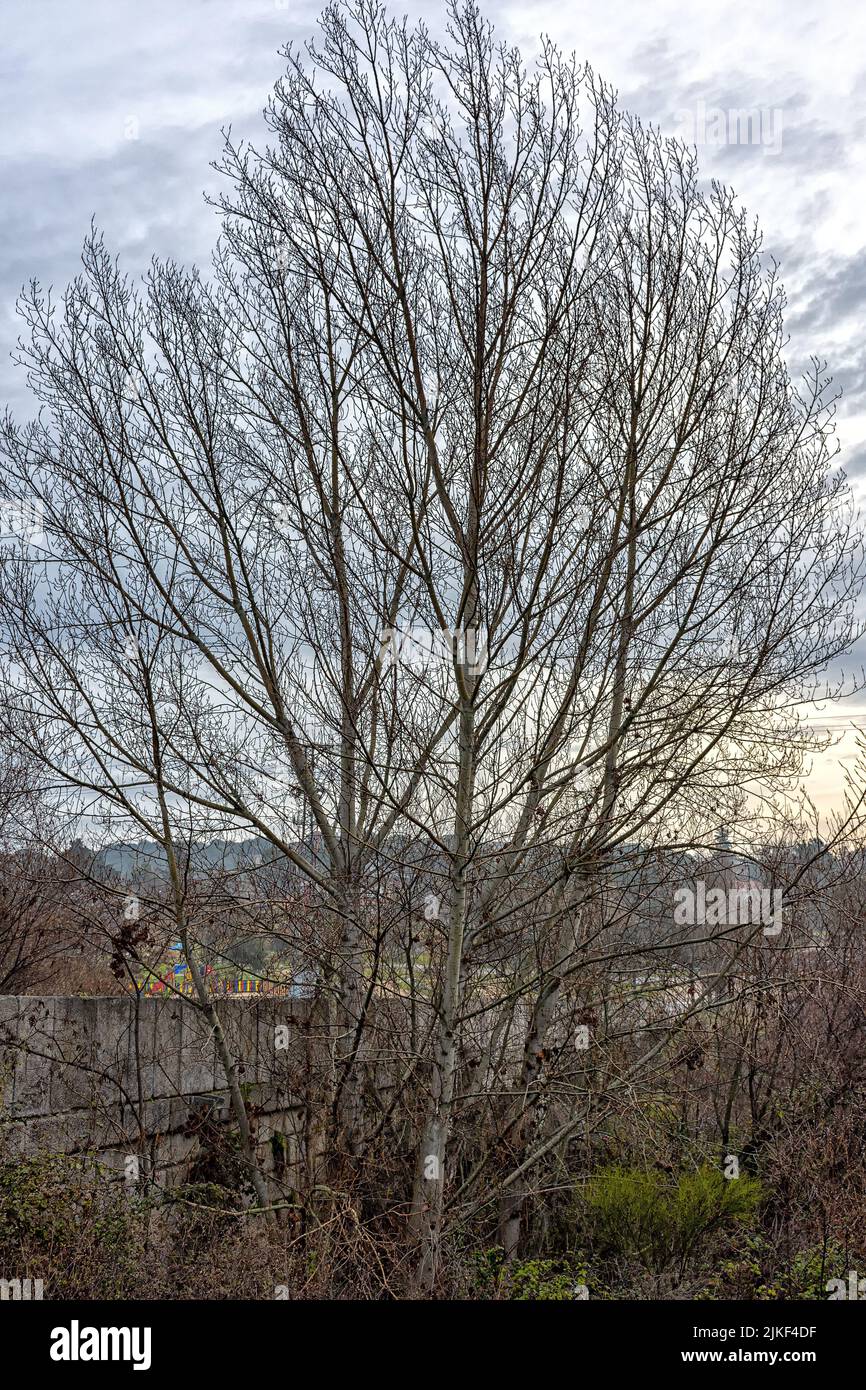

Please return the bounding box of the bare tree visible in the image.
[1,0,863,1289]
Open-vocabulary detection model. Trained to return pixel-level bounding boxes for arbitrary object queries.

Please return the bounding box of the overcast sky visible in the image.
[3,0,865,809]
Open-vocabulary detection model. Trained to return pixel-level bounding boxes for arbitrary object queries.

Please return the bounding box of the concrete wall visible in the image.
[0,996,316,1189]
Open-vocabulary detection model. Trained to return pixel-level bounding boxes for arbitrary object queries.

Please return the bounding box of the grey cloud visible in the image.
[3,0,866,458]
[837,444,866,480]
[832,348,866,416]
[786,247,866,336]
[0,130,226,418]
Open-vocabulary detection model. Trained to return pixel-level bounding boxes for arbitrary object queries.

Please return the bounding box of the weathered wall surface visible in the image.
[0,996,316,1187]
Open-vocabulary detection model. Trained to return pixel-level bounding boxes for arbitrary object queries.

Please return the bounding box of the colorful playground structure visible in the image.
[136,942,292,997]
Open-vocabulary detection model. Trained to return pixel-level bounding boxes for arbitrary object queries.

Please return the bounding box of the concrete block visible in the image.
[50,998,99,1111]
[0,995,20,1111]
[149,997,185,1098]
[180,1006,219,1093]
[13,998,56,1118]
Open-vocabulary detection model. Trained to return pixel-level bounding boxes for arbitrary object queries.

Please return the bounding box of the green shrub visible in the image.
[470,1246,590,1300]
[755,1242,849,1301]
[696,1234,850,1300]
[0,1152,149,1298]
[582,1164,761,1284]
